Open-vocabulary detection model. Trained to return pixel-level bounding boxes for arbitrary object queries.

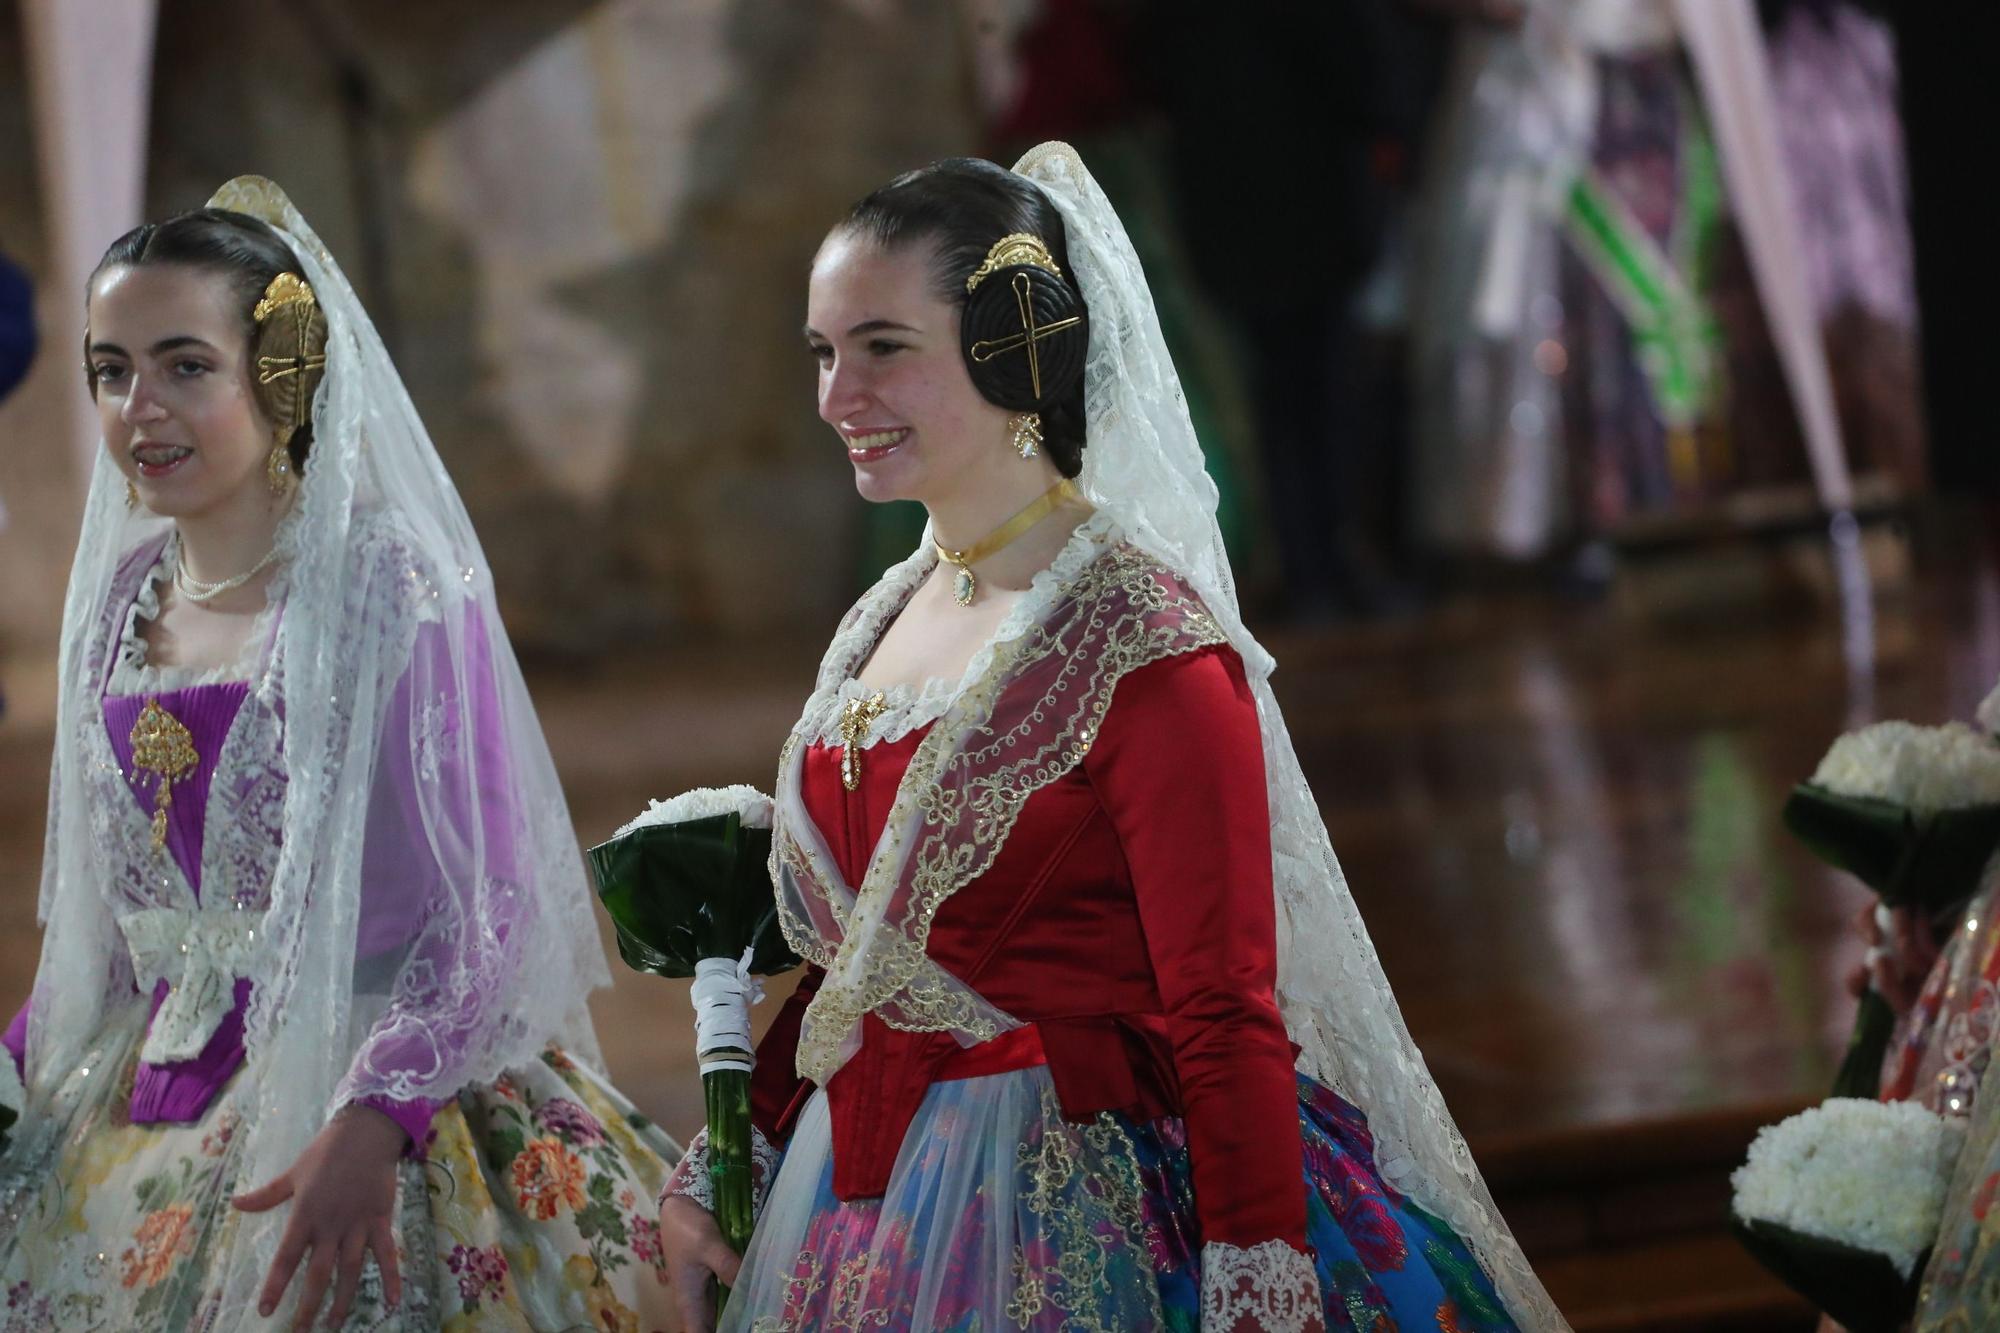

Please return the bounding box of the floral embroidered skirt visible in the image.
[0,1004,680,1332]
[721,1067,1519,1332]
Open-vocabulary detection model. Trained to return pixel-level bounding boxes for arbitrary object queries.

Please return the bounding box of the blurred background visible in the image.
[0,1,1990,1325]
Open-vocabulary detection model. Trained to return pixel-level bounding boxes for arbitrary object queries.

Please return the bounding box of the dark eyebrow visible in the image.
[86,335,221,358]
[802,319,921,342]
[150,335,221,356]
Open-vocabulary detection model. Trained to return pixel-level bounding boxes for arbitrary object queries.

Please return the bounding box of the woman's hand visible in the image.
[232,1103,406,1330]
[1845,904,1940,1018]
[660,1194,742,1333]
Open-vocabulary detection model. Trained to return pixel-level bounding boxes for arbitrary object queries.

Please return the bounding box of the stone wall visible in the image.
[0,0,980,677]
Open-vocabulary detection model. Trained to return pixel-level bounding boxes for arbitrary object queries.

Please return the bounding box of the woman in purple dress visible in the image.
[0,178,676,1332]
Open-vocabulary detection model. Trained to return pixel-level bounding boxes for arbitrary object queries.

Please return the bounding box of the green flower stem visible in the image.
[704,1055,755,1314]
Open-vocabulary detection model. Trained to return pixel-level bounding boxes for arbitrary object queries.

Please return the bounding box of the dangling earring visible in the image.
[126,480,140,510]
[266,435,294,494]
[1008,411,1043,460]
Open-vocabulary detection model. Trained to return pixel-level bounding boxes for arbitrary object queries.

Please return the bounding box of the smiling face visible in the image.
[805,230,1016,507]
[87,262,276,522]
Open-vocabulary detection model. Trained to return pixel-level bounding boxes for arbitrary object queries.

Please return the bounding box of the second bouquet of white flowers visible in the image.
[1785,720,2000,1096]
[1731,1098,1965,1333]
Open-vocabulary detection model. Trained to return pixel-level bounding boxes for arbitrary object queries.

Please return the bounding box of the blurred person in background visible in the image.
[1406,0,1922,580]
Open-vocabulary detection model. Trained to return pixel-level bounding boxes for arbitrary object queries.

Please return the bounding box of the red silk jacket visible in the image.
[749,643,1307,1253]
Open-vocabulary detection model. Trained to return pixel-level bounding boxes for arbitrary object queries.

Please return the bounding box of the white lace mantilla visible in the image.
[1199,1240,1324,1333]
[119,906,266,1062]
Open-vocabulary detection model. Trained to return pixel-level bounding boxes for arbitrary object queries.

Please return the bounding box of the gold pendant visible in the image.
[130,699,198,852]
[950,565,977,607]
[838,692,889,791]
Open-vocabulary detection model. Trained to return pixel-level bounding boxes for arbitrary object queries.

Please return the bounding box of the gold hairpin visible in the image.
[968,272,1082,400]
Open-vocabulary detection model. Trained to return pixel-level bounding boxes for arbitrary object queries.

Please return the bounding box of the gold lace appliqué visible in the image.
[747,1089,1161,1332]
[750,1250,893,1333]
[1009,1091,1159,1330]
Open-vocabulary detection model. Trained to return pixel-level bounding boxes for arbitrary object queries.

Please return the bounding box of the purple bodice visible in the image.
[2,565,468,1152]
[101,681,252,896]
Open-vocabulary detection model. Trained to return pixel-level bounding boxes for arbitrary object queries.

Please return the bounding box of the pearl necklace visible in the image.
[172,534,283,604]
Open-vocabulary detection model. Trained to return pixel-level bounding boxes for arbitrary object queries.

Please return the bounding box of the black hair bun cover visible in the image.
[960,265,1089,412]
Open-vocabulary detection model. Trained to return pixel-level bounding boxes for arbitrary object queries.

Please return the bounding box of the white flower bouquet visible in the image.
[1785,720,2000,1095]
[612,783,774,838]
[1731,1098,1965,1332]
[588,784,798,1288]
[1809,722,2000,812]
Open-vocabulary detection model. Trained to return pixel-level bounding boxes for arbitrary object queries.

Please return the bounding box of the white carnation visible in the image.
[613,784,773,839]
[1731,1097,1966,1279]
[1979,678,2000,738]
[1811,721,2000,811]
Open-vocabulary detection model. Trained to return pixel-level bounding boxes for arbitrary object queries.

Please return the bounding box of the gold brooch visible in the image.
[838,692,889,791]
[130,699,198,851]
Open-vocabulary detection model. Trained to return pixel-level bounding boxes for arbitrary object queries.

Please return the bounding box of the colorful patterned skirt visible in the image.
[0,1001,679,1331]
[721,1066,1519,1332]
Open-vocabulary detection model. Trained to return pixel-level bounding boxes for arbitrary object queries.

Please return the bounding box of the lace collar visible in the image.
[814,676,956,748]
[800,510,1121,751]
[107,509,301,696]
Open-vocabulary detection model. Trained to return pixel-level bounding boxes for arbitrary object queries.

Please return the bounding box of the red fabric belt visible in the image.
[935,1023,1047,1082]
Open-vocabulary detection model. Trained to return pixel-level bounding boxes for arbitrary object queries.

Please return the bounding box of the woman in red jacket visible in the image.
[658,143,1565,1333]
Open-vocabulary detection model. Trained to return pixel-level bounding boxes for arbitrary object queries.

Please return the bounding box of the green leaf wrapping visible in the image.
[1730,1217,1922,1333]
[586,813,800,978]
[1781,784,2000,913]
[1829,989,1899,1101]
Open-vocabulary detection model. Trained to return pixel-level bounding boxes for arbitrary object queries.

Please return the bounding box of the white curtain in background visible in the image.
[1672,0,1853,512]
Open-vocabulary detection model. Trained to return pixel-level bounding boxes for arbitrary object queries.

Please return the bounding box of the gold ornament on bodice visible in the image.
[130,699,198,851]
[838,692,890,792]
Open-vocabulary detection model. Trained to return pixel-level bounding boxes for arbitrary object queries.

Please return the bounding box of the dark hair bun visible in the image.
[959,262,1088,414]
